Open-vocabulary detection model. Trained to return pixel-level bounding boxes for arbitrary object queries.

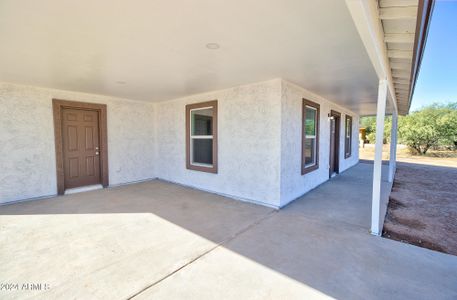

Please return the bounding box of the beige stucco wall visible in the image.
[279,80,359,206]
[156,79,360,208]
[0,82,156,203]
[0,79,361,208]
[155,79,283,208]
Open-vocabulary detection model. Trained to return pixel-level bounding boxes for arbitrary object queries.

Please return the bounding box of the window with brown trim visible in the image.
[302,99,320,175]
[186,100,218,173]
[345,115,352,159]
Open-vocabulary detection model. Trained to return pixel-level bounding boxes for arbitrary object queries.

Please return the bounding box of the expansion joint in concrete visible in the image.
[127,210,277,299]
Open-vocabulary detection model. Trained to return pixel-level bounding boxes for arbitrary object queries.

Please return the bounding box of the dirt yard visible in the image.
[382,162,457,255]
[359,144,457,168]
[359,144,457,255]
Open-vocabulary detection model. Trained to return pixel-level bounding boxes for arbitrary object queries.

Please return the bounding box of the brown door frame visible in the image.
[329,110,341,178]
[52,99,109,195]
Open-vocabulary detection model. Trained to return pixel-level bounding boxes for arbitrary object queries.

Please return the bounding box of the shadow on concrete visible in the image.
[1,163,456,299]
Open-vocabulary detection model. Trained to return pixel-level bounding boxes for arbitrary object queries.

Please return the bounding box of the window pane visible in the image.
[345,117,352,157]
[304,138,315,166]
[346,119,351,137]
[192,138,213,165]
[305,107,316,136]
[191,108,213,136]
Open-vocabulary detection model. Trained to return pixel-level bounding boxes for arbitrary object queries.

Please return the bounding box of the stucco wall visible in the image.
[1,79,360,208]
[279,80,359,206]
[0,82,156,203]
[155,79,282,207]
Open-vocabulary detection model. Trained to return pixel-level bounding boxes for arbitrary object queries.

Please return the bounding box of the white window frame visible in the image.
[345,115,352,159]
[302,99,320,175]
[185,100,218,174]
[304,105,318,168]
[189,106,214,168]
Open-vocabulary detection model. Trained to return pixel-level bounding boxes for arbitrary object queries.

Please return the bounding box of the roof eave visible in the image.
[405,0,435,115]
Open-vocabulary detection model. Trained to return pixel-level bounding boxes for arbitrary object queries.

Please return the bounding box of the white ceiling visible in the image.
[0,0,386,115]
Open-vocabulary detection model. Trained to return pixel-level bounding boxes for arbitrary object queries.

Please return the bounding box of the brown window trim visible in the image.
[185,100,218,173]
[345,115,353,159]
[302,98,320,175]
[52,99,109,195]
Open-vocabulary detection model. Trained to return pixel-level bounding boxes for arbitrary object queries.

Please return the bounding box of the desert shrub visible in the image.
[360,103,457,154]
[398,103,457,154]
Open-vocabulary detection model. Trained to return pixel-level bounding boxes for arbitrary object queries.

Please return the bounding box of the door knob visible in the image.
[95,152,99,155]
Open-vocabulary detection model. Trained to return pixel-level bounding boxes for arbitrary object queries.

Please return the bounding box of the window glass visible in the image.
[192,139,213,165]
[302,100,319,173]
[346,118,351,137]
[191,108,213,136]
[345,116,352,158]
[187,103,217,171]
[305,107,316,136]
[304,138,315,166]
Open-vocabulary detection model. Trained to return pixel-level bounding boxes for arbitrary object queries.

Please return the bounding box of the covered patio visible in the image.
[1,163,456,299]
[0,0,433,238]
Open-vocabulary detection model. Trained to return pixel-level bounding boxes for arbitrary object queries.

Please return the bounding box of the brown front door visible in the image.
[61,108,101,189]
[329,110,340,178]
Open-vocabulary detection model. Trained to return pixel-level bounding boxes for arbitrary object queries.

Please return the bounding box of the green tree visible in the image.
[437,105,457,149]
[360,116,391,144]
[360,102,457,154]
[398,103,457,154]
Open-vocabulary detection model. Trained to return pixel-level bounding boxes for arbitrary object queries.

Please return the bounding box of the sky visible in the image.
[410,0,457,111]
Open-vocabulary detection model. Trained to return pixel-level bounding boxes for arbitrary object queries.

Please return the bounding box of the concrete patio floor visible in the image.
[1,163,456,299]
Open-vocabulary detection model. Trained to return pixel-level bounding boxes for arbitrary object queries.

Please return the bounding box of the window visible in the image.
[345,115,352,158]
[302,99,320,174]
[186,100,218,173]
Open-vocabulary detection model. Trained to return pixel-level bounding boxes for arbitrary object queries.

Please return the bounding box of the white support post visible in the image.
[388,110,398,182]
[392,112,398,171]
[371,79,388,236]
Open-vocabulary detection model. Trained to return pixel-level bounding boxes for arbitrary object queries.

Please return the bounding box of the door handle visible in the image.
[95,152,99,155]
